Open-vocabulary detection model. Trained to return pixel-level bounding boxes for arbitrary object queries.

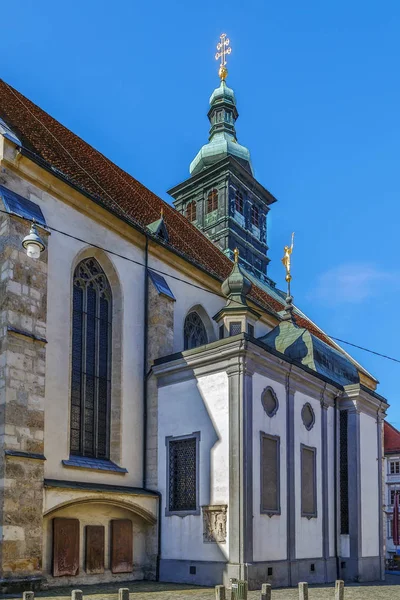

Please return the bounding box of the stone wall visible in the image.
[145,276,174,490]
[0,212,48,587]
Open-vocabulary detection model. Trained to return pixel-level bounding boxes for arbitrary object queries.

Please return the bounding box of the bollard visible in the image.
[215,584,226,600]
[298,582,308,600]
[23,593,34,600]
[335,580,344,600]
[231,579,248,600]
[118,589,129,600]
[71,591,83,600]
[261,583,272,600]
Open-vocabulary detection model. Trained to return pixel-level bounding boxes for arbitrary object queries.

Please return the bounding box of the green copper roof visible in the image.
[190,81,253,176]
[259,320,360,387]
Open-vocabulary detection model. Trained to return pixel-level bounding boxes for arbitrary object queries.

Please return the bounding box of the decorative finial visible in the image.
[160,206,164,219]
[215,33,231,81]
[233,247,239,264]
[281,233,295,322]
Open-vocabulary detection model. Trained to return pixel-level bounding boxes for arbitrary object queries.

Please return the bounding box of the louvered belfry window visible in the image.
[70,258,112,459]
[169,437,197,512]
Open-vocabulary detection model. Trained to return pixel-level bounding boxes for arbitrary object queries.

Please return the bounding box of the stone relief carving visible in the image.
[202,505,227,543]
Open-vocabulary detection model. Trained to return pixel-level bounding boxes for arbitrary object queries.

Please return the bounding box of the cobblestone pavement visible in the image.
[5,577,400,600]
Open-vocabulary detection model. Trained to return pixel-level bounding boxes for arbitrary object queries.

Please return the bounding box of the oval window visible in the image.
[261,387,279,417]
[301,403,315,430]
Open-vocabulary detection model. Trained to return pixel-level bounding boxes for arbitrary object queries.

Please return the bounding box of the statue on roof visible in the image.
[282,232,295,283]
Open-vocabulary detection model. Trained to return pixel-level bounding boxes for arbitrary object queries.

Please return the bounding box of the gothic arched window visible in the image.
[186,201,197,222]
[70,258,112,459]
[184,311,208,350]
[235,190,244,214]
[207,189,218,214]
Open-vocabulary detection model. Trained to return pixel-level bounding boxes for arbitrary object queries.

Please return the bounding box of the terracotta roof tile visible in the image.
[385,421,400,454]
[0,79,332,344]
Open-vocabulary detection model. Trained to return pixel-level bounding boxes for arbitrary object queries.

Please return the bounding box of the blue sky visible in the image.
[1,1,399,422]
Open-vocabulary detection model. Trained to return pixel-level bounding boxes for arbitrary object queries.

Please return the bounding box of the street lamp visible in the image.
[22,222,46,259]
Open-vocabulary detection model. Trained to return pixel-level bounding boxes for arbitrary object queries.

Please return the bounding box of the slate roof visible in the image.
[384,421,400,455]
[0,79,358,350]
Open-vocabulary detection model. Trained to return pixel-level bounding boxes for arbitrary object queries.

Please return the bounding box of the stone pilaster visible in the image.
[145,275,174,490]
[0,213,48,588]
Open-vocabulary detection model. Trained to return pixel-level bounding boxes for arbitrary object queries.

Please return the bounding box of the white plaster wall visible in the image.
[158,372,229,562]
[294,392,323,559]
[327,405,336,557]
[252,373,287,562]
[360,411,379,557]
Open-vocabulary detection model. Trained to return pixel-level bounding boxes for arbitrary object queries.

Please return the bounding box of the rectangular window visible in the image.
[301,444,317,518]
[166,433,200,515]
[260,433,280,514]
[251,204,260,228]
[229,322,242,336]
[339,410,349,534]
[390,489,400,505]
[390,461,400,474]
[235,191,244,214]
[219,325,224,340]
[247,324,255,337]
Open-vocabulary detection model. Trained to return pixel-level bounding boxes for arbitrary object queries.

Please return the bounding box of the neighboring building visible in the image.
[0,56,388,593]
[384,421,400,559]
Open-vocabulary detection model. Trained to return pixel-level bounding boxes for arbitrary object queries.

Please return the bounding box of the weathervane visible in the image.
[215,33,232,81]
[282,232,295,295]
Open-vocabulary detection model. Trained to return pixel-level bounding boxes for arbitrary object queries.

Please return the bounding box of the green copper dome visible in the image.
[190,80,253,176]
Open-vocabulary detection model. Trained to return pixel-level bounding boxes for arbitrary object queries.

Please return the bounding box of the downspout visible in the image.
[143,235,149,488]
[142,236,162,581]
[377,401,384,580]
[334,395,340,580]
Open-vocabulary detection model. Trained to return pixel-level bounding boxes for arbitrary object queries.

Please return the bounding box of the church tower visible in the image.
[168,34,277,281]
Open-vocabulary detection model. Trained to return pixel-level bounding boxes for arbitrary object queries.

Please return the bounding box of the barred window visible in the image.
[186,201,197,222]
[167,435,199,514]
[235,190,244,214]
[301,444,317,518]
[184,311,208,350]
[251,204,260,228]
[261,433,280,514]
[207,189,218,213]
[70,258,112,459]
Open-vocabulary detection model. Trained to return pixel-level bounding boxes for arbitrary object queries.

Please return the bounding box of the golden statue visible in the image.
[282,232,295,283]
[233,247,239,264]
[215,33,232,81]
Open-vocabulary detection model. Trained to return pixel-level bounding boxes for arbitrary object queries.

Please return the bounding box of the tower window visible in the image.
[186,201,197,222]
[207,189,218,213]
[235,190,244,214]
[251,205,260,228]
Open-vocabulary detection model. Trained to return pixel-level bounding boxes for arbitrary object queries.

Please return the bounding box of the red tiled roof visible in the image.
[385,421,400,454]
[0,79,331,343]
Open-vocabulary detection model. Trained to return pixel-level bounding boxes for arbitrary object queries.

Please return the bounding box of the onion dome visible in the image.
[221,248,252,306]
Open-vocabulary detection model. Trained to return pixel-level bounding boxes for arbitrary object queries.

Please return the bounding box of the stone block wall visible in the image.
[0,212,48,586]
[145,277,174,489]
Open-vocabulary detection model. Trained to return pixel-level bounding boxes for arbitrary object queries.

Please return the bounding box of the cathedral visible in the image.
[0,36,388,592]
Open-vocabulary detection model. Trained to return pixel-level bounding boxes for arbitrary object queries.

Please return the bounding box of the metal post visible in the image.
[119,589,129,600]
[23,593,34,600]
[215,584,226,600]
[298,582,308,600]
[71,591,83,600]
[335,580,344,600]
[261,583,272,600]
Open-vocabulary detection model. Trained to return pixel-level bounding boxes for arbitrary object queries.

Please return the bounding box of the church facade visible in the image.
[0,59,387,592]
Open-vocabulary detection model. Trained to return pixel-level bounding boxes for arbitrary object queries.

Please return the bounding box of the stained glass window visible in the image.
[184,312,208,350]
[70,258,112,459]
[168,437,197,512]
[207,189,218,213]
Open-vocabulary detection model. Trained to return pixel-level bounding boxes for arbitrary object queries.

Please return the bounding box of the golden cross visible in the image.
[215,33,232,80]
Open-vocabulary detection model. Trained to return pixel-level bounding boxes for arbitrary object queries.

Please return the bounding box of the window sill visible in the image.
[62,457,128,474]
[165,508,200,518]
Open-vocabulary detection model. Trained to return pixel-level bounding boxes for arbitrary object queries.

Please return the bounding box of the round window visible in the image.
[301,403,315,430]
[261,387,279,417]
